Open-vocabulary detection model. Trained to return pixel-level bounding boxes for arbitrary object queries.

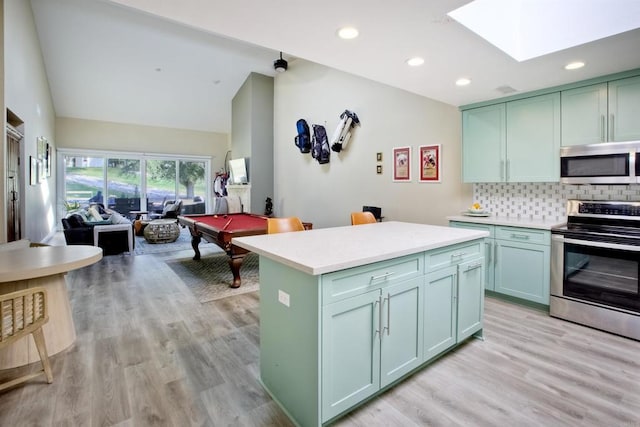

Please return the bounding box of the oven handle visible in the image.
[558,236,640,252]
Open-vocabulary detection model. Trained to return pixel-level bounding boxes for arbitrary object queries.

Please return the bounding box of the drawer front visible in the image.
[449,221,495,237]
[322,254,423,304]
[495,226,550,245]
[426,240,483,272]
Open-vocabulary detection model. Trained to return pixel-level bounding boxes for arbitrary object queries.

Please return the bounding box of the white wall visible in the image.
[273,60,472,228]
[56,117,229,170]
[4,0,57,242]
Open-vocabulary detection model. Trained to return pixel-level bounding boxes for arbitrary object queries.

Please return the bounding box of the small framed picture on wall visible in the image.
[419,144,441,183]
[392,146,411,182]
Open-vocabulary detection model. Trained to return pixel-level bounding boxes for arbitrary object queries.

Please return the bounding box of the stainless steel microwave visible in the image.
[560,141,640,184]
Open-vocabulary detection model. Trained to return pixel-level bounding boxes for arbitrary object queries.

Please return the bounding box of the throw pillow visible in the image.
[87,206,103,222]
[109,210,132,225]
[0,239,31,252]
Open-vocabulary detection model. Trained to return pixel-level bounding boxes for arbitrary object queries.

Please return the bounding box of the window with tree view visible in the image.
[61,152,209,219]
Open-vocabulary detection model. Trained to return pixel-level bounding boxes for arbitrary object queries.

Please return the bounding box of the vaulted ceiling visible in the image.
[30,0,640,133]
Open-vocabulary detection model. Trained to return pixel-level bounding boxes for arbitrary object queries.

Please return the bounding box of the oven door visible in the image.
[551,234,640,314]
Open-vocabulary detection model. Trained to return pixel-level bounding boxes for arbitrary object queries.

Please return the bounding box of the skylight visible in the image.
[447,0,640,62]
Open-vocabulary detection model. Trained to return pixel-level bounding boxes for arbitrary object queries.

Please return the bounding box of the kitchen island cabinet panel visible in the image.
[380,277,424,388]
[424,266,457,361]
[259,257,321,427]
[233,223,488,426]
[322,290,380,421]
[457,258,485,341]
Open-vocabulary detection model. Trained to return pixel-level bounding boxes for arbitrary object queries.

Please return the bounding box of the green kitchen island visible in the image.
[233,221,489,426]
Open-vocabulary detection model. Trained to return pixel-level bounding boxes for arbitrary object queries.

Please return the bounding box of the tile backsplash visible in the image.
[473,183,640,221]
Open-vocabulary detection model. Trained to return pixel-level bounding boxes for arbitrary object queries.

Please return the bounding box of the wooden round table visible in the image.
[0,245,103,369]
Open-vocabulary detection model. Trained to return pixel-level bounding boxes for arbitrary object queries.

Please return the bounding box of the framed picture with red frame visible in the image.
[419,144,441,183]
[392,146,411,182]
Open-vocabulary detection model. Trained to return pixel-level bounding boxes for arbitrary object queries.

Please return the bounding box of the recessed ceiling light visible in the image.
[337,27,359,39]
[406,57,425,67]
[155,67,162,72]
[456,78,472,86]
[565,61,585,70]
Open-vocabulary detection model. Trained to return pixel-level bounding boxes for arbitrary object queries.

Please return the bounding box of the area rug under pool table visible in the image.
[165,252,260,303]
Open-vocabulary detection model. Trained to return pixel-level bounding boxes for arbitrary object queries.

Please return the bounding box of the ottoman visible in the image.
[143,219,180,244]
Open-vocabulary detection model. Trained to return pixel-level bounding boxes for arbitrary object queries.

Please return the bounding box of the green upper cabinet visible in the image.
[561,76,640,145]
[462,93,560,183]
[561,83,608,146]
[506,93,560,182]
[462,103,506,182]
[608,75,640,142]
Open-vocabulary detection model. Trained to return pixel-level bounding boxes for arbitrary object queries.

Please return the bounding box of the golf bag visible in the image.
[330,110,360,152]
[294,119,311,153]
[311,124,330,164]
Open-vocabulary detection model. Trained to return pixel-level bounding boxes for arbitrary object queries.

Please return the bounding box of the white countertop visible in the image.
[447,215,566,230]
[232,221,488,276]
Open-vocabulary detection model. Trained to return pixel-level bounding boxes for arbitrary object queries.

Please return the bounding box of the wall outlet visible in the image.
[278,290,290,307]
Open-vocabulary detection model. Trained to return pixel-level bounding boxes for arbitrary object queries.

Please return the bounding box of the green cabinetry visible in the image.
[258,238,485,426]
[424,257,484,361]
[322,275,424,421]
[462,103,505,182]
[562,76,640,145]
[608,75,640,142]
[462,93,559,183]
[450,221,550,306]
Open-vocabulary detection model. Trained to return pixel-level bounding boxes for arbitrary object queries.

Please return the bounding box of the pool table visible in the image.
[177,213,312,288]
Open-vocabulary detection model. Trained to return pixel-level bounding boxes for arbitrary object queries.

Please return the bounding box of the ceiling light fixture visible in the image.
[274,52,288,73]
[406,57,425,67]
[456,78,472,86]
[337,27,359,39]
[565,61,585,70]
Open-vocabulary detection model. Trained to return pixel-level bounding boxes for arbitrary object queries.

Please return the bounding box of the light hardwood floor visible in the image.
[0,247,639,426]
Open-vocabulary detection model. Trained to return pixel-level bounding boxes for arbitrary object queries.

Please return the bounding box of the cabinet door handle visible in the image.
[371,272,393,282]
[500,160,504,181]
[510,233,530,240]
[506,159,510,181]
[494,243,498,265]
[601,115,606,142]
[610,114,615,141]
[485,242,492,265]
[453,273,458,300]
[384,293,391,336]
[450,252,467,259]
[464,261,483,272]
[375,295,382,336]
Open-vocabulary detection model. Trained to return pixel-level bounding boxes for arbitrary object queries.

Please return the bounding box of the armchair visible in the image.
[149,200,182,220]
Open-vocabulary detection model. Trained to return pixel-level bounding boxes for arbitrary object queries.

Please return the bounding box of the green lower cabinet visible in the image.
[457,258,484,340]
[450,221,551,306]
[322,291,380,421]
[424,258,484,362]
[321,276,423,422]
[424,266,457,360]
[494,239,550,305]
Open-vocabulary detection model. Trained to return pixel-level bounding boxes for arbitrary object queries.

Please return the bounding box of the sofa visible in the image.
[61,206,134,255]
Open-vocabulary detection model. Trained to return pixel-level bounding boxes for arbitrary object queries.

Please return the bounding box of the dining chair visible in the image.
[351,211,377,225]
[267,217,305,234]
[0,287,53,392]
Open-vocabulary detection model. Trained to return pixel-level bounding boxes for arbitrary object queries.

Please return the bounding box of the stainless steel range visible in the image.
[551,200,640,341]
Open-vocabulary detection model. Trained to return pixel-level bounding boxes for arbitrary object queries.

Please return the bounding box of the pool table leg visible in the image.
[190,234,202,260]
[228,255,244,288]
